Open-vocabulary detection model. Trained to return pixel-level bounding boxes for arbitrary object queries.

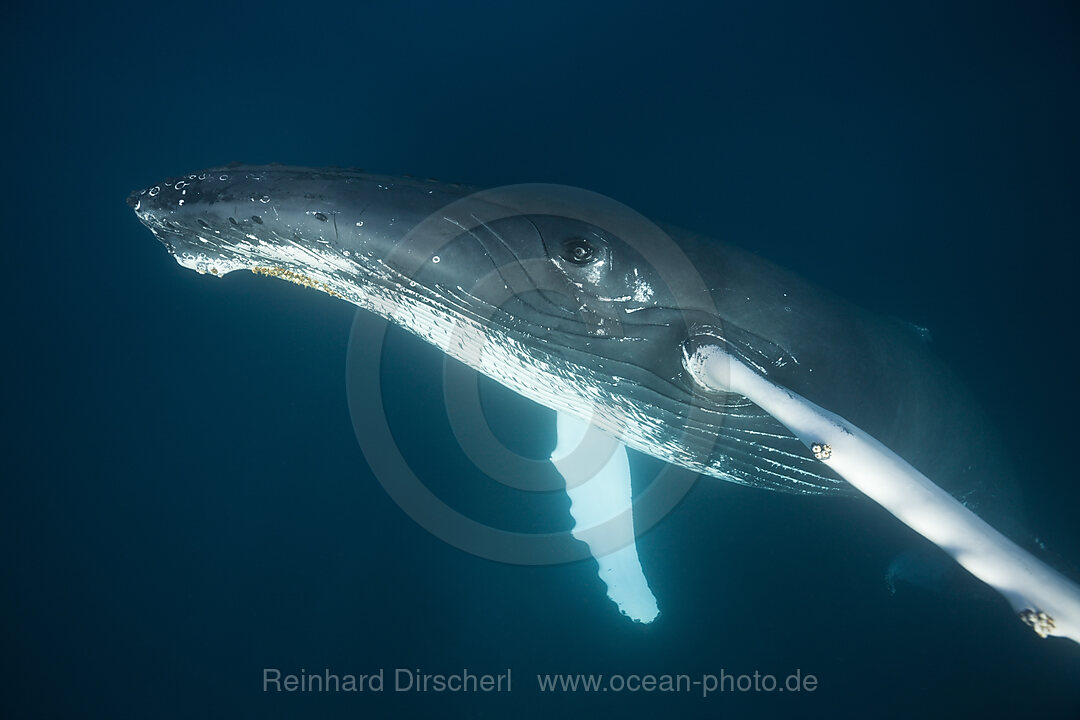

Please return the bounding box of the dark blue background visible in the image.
[3,1,1078,717]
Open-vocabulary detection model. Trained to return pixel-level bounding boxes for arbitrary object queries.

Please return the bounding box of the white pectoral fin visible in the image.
[551,412,660,624]
[686,342,1080,644]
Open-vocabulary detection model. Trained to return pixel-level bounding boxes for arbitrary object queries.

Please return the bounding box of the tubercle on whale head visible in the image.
[126,164,481,280]
[128,166,344,279]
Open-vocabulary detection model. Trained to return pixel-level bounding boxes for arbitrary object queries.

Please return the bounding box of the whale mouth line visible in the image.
[132,185,690,352]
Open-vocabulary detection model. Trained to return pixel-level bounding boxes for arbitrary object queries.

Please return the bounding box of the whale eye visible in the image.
[561,238,596,265]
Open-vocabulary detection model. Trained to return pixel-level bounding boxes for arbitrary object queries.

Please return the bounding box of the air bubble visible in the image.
[259,195,270,203]
[149,186,160,197]
[355,220,364,227]
[432,256,441,264]
[219,174,229,181]
[175,181,187,189]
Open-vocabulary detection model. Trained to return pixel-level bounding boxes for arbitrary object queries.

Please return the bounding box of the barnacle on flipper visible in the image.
[1019,609,1056,638]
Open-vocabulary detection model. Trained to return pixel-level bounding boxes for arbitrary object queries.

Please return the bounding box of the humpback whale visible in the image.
[127,163,1080,642]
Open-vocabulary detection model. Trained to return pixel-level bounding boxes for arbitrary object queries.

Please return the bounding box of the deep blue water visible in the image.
[3,1,1079,717]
